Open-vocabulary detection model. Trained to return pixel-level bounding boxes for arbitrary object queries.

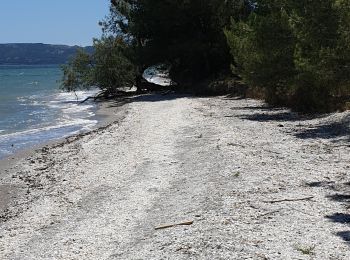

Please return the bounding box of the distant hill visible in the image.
[0,43,94,65]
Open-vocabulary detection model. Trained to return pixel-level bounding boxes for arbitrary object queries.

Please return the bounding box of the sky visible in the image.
[0,0,110,46]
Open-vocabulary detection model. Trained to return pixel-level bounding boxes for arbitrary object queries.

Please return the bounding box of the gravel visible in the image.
[1,94,350,259]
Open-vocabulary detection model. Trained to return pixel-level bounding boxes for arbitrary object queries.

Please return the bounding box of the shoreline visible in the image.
[0,98,129,214]
[2,94,350,258]
[0,98,128,168]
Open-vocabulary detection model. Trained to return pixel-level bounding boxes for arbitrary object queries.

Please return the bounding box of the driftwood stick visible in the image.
[80,90,136,104]
[155,220,194,230]
[257,210,281,218]
[79,96,96,104]
[263,196,314,204]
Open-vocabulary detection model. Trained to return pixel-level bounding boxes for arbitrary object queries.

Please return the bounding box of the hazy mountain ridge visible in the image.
[0,43,93,65]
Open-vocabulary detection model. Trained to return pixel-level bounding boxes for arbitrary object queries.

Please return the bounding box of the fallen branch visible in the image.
[79,90,136,104]
[263,196,314,204]
[79,96,95,104]
[227,143,245,148]
[257,210,281,218]
[80,91,106,104]
[155,220,194,230]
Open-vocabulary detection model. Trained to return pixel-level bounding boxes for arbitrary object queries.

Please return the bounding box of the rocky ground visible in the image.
[1,94,350,259]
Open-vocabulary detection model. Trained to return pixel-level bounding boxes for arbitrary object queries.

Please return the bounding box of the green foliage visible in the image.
[93,37,137,94]
[64,0,350,112]
[61,49,94,92]
[226,0,350,112]
[61,37,137,95]
[106,0,249,85]
[65,0,250,93]
[289,0,341,111]
[225,1,295,105]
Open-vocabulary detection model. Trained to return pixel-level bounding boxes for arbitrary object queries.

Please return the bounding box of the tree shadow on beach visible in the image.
[293,120,350,142]
[336,231,350,243]
[130,93,190,103]
[103,93,190,108]
[237,107,350,142]
[238,111,301,122]
[306,180,350,244]
[326,213,350,224]
[229,103,288,112]
[326,212,350,244]
[235,101,329,122]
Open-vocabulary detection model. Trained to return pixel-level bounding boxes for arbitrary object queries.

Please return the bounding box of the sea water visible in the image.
[0,65,99,159]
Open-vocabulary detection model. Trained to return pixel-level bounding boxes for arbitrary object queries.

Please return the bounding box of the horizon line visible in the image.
[0,42,93,47]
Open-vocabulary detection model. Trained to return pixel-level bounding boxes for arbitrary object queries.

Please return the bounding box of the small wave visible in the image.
[46,103,61,109]
[28,110,46,116]
[17,95,42,105]
[61,104,94,113]
[28,94,40,100]
[31,101,41,106]
[0,119,97,160]
[55,89,100,103]
[0,83,100,159]
[28,81,39,85]
[17,97,27,102]
[0,119,97,141]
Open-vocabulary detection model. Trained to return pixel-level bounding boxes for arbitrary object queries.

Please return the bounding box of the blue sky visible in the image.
[0,0,110,46]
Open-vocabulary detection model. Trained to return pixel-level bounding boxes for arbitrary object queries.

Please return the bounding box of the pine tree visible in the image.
[107,0,244,85]
[61,36,137,95]
[225,0,350,111]
[225,0,295,105]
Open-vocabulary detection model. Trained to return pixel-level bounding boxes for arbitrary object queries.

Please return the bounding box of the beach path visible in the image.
[1,95,350,259]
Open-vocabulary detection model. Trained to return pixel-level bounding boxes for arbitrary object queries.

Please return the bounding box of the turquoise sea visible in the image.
[0,65,99,159]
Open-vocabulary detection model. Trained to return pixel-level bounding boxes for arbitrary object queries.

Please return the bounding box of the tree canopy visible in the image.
[104,0,248,84]
[61,37,137,96]
[62,0,350,112]
[225,0,350,111]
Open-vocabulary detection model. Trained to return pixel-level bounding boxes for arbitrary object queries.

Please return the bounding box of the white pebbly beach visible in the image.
[1,94,350,259]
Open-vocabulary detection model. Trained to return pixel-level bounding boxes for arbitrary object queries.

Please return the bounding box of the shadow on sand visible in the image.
[305,180,350,244]
[326,212,350,243]
[130,93,190,103]
[294,120,350,141]
[237,106,350,142]
[236,103,350,245]
[238,111,300,122]
[103,93,191,108]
